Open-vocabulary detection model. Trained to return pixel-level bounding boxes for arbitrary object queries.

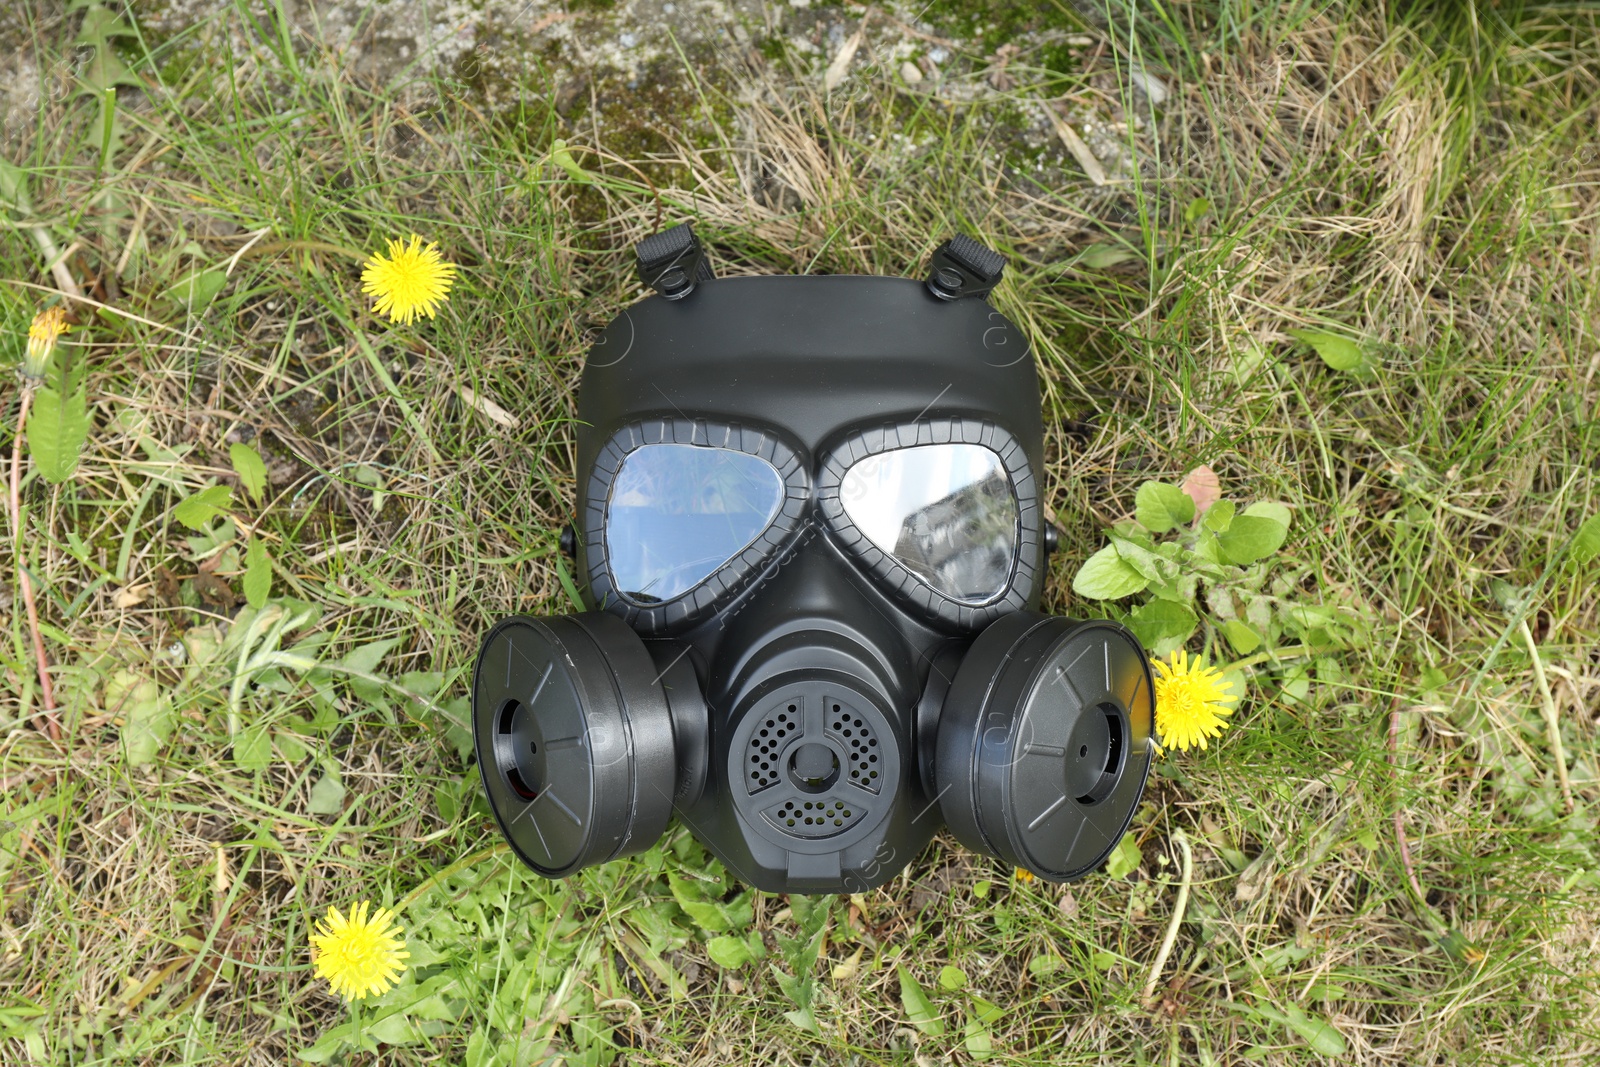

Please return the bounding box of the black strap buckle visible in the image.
[636,222,715,300]
[925,235,1005,301]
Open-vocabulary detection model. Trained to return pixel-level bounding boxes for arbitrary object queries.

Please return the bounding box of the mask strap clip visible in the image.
[636,222,715,301]
[925,234,1005,301]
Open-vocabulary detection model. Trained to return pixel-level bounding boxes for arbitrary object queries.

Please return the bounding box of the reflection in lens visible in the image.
[840,444,1018,603]
[606,444,784,604]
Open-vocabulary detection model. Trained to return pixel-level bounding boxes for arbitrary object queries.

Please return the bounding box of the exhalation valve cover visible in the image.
[471,226,1159,894]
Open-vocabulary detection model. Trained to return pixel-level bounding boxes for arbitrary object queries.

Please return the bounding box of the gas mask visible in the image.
[472,226,1156,894]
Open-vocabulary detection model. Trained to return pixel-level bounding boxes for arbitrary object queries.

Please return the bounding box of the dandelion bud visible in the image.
[24,306,71,379]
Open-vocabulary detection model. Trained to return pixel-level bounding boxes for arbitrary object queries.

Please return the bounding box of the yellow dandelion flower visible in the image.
[24,306,71,378]
[360,234,457,325]
[1152,649,1240,754]
[1014,867,1035,883]
[310,900,410,1001]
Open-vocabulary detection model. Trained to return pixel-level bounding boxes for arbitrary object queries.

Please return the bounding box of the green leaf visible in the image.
[1253,1002,1347,1057]
[1077,243,1139,269]
[110,670,174,766]
[1072,544,1150,600]
[668,869,751,934]
[74,4,144,95]
[673,894,736,934]
[351,464,387,513]
[1229,342,1271,384]
[341,638,401,704]
[0,158,30,210]
[1135,481,1195,533]
[1027,955,1061,977]
[665,876,723,934]
[437,696,473,761]
[164,268,228,312]
[829,945,865,981]
[233,721,272,772]
[307,770,345,814]
[398,671,444,698]
[434,781,462,823]
[230,442,268,504]
[461,1028,493,1067]
[1217,514,1289,565]
[1220,667,1247,708]
[1288,327,1369,374]
[771,896,829,1029]
[1220,618,1262,655]
[675,897,733,933]
[706,934,761,969]
[781,1008,817,1033]
[298,1020,358,1063]
[1147,570,1203,606]
[1184,197,1211,223]
[366,1009,448,1047]
[173,484,234,530]
[625,898,694,956]
[549,139,592,183]
[897,965,946,1036]
[1489,578,1528,613]
[183,623,225,666]
[1243,500,1292,530]
[937,965,968,991]
[1307,980,1351,1002]
[1201,498,1236,533]
[243,536,272,609]
[275,730,308,763]
[1573,513,1600,565]
[964,1010,995,1061]
[1111,535,1173,583]
[1128,600,1199,651]
[1103,832,1141,878]
[26,383,90,485]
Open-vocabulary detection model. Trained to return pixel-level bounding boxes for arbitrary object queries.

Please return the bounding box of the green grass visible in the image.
[2,0,1598,1064]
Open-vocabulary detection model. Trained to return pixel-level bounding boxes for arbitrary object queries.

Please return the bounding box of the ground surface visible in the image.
[2,1,1599,1065]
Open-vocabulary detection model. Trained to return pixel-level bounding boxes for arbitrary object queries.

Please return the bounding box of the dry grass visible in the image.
[2,0,1599,1064]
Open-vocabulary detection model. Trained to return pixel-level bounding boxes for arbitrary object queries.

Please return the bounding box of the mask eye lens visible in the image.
[840,444,1018,603]
[607,444,785,604]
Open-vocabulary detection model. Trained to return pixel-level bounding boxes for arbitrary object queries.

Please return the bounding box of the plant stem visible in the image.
[351,995,369,1053]
[1518,619,1573,812]
[1142,829,1193,1006]
[27,226,83,301]
[244,239,365,261]
[1228,643,1335,672]
[1387,701,1427,903]
[9,384,60,741]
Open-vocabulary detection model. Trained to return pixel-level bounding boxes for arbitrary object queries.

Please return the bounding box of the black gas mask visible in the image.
[471,227,1155,894]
